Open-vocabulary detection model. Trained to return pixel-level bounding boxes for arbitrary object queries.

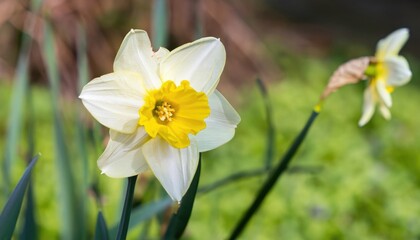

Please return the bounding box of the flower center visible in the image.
[138,80,210,148]
[154,101,175,122]
[367,62,394,93]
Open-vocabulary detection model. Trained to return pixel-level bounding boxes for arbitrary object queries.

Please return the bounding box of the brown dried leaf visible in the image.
[321,56,372,100]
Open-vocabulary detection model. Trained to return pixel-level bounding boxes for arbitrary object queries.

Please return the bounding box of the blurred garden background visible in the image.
[1,0,420,239]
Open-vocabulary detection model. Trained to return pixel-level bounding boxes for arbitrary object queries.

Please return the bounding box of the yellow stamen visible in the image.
[370,62,394,94]
[155,101,175,122]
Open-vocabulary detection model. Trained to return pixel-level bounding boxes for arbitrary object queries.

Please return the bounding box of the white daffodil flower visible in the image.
[80,29,240,201]
[359,28,412,126]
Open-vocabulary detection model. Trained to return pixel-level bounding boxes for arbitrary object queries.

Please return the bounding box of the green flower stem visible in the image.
[229,110,319,239]
[116,175,138,240]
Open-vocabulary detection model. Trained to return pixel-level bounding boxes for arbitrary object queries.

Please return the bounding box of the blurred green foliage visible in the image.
[1,31,419,240]
[190,49,420,239]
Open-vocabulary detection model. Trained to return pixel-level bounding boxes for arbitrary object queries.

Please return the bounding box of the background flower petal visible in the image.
[379,104,391,120]
[114,29,162,89]
[376,80,392,107]
[98,128,150,178]
[359,88,376,126]
[80,72,145,134]
[142,137,199,202]
[194,91,240,152]
[376,28,409,59]
[159,37,226,95]
[383,56,412,86]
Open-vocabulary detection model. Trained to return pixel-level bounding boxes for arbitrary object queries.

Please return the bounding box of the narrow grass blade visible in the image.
[164,157,201,239]
[198,168,268,194]
[2,27,30,190]
[94,211,109,240]
[109,197,172,237]
[229,111,319,239]
[193,2,204,40]
[130,197,172,228]
[75,23,90,236]
[0,155,39,240]
[1,0,43,193]
[77,24,89,91]
[20,88,37,240]
[3,56,28,189]
[256,78,275,169]
[43,23,82,240]
[152,0,168,48]
[116,175,138,240]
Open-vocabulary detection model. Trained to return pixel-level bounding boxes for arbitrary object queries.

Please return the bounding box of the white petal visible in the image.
[359,88,376,127]
[376,28,409,59]
[114,29,162,89]
[383,56,412,86]
[376,80,392,107]
[159,37,226,94]
[379,104,391,120]
[98,128,150,178]
[80,72,145,134]
[153,47,170,64]
[194,91,241,152]
[142,137,199,201]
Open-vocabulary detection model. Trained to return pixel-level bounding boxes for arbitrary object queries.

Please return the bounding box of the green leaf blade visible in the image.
[94,211,109,240]
[0,155,39,239]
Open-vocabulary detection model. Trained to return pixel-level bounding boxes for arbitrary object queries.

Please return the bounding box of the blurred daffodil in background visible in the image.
[80,29,240,201]
[359,28,412,126]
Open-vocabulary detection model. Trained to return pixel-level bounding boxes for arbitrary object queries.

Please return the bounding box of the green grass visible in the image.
[1,41,419,239]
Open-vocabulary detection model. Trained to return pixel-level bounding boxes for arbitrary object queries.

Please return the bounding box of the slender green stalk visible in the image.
[229,110,319,239]
[199,168,268,194]
[256,78,275,169]
[116,175,138,240]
